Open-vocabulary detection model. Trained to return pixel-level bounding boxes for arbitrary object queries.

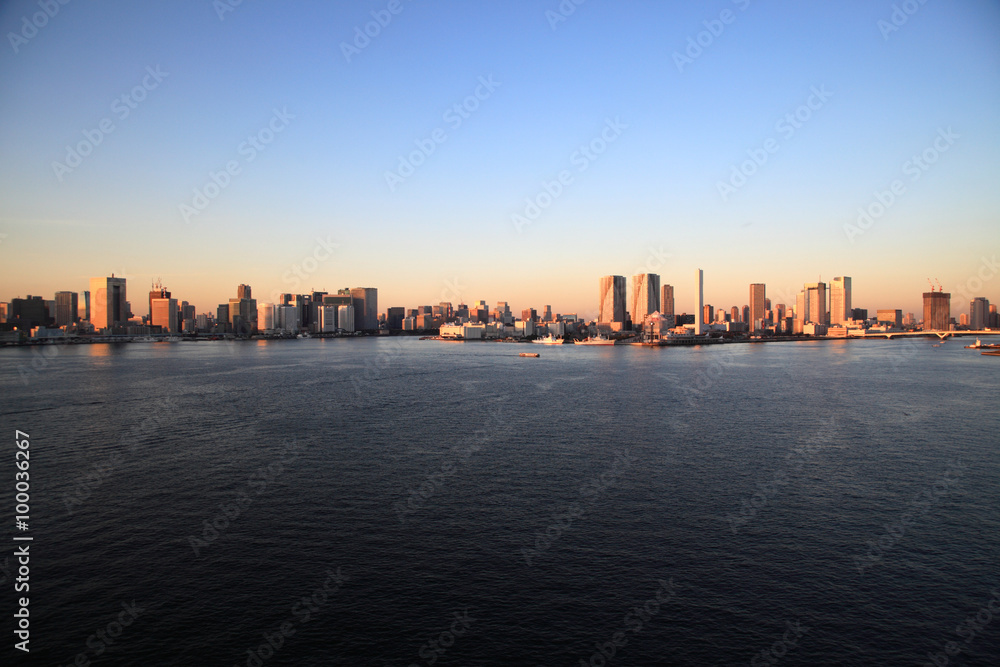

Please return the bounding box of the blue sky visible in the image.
[1,0,998,319]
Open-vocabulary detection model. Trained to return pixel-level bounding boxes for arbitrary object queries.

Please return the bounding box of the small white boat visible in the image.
[532,334,565,345]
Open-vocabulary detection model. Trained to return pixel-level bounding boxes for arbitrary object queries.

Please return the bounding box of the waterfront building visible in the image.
[661,285,675,318]
[804,282,827,325]
[970,297,989,330]
[749,283,766,332]
[922,292,951,330]
[54,291,78,326]
[151,297,178,333]
[694,269,705,334]
[598,276,626,325]
[830,277,852,325]
[876,309,902,329]
[631,273,660,330]
[338,305,355,332]
[89,275,128,331]
[349,288,377,330]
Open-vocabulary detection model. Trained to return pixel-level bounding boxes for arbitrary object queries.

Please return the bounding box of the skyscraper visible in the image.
[631,273,660,329]
[598,276,626,324]
[695,269,705,334]
[830,277,852,325]
[749,283,766,332]
[237,284,252,300]
[804,282,827,325]
[970,297,988,330]
[923,291,951,330]
[149,281,171,321]
[89,275,127,330]
[350,287,378,330]
[661,285,674,317]
[54,291,78,326]
[151,297,178,333]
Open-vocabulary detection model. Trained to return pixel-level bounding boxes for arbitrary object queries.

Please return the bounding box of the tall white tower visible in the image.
[695,269,704,334]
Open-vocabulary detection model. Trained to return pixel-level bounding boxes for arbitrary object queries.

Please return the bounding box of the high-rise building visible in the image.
[923,292,951,330]
[661,285,674,317]
[350,288,378,330]
[804,282,827,325]
[10,296,49,328]
[89,275,128,330]
[387,307,406,330]
[851,308,868,321]
[149,282,171,321]
[542,305,553,322]
[730,306,740,323]
[338,305,355,332]
[151,297,178,333]
[702,304,713,326]
[830,277,852,325]
[258,303,276,331]
[598,276,626,324]
[631,273,660,329]
[694,269,705,334]
[749,283,766,332]
[237,284,252,300]
[54,291,78,326]
[970,297,989,330]
[80,290,90,322]
[216,304,230,332]
[521,308,537,324]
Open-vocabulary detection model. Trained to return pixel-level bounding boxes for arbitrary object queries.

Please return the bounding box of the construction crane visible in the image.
[935,278,943,291]
[927,278,935,292]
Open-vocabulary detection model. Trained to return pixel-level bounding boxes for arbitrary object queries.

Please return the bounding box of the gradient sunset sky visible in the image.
[1,0,998,320]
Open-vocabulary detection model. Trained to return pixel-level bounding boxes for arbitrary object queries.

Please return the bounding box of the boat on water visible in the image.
[982,350,1000,356]
[532,334,565,345]
[519,352,540,357]
[575,334,616,346]
[965,338,1000,349]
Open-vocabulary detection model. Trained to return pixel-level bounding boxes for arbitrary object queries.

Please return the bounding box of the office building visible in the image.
[922,291,951,330]
[830,277,852,325]
[350,288,378,330]
[338,305,355,332]
[970,297,989,330]
[90,275,128,330]
[258,303,276,331]
[661,285,674,318]
[237,284,252,300]
[730,306,740,323]
[749,283,766,331]
[803,282,827,325]
[876,309,902,329]
[598,276,626,324]
[631,273,660,330]
[54,291,78,327]
[702,304,713,327]
[151,297,178,333]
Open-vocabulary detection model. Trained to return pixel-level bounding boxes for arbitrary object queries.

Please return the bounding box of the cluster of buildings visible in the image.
[2,270,997,344]
[0,276,379,341]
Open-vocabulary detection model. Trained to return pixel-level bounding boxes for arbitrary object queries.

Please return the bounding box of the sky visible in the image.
[1,0,998,320]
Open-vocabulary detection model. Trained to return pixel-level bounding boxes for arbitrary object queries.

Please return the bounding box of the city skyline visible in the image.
[1,2,998,319]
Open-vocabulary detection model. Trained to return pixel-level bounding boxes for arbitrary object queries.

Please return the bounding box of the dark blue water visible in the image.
[1,336,998,666]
